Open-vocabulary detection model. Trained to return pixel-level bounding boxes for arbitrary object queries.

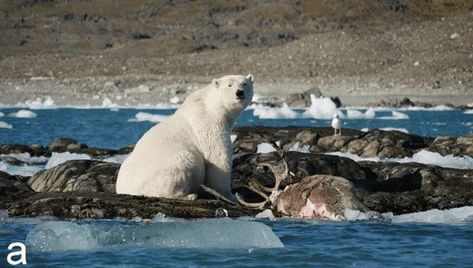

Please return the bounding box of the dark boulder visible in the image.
[27,160,119,193]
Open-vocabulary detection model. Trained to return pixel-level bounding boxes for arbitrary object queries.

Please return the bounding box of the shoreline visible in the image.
[1,77,472,108]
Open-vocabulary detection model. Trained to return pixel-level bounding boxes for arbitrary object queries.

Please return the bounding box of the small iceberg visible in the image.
[0,121,12,129]
[303,95,338,120]
[9,109,37,118]
[345,108,376,119]
[252,103,300,119]
[26,219,284,252]
[129,112,170,123]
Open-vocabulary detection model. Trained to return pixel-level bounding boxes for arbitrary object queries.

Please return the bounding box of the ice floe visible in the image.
[303,95,339,120]
[45,152,92,169]
[346,207,473,224]
[465,110,473,114]
[0,161,43,176]
[345,108,376,119]
[379,127,409,133]
[103,154,129,164]
[26,219,284,252]
[378,111,410,120]
[326,150,473,170]
[252,103,299,119]
[9,109,37,118]
[0,121,12,129]
[128,112,170,123]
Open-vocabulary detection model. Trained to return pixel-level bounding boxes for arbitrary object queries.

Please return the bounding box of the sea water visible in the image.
[0,105,472,266]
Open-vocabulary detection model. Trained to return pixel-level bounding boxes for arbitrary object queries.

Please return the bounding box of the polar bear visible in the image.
[116,74,254,201]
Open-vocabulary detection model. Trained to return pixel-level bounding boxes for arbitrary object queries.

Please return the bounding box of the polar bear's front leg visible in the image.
[205,161,237,202]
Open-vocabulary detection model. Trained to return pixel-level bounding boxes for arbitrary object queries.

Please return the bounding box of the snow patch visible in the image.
[289,142,310,153]
[326,150,473,170]
[257,143,277,154]
[128,112,170,123]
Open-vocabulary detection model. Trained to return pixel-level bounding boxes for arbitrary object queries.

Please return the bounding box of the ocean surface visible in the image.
[0,102,472,267]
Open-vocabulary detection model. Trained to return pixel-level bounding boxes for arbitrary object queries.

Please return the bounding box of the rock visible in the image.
[295,130,319,145]
[0,144,50,156]
[0,171,32,196]
[341,129,431,158]
[2,191,257,219]
[275,175,366,220]
[316,135,352,152]
[50,138,86,151]
[286,87,322,107]
[27,160,119,193]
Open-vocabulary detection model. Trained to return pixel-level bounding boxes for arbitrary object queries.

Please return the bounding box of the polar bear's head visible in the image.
[211,74,254,118]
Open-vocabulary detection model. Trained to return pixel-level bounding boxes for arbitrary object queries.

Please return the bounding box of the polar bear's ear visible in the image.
[212,78,219,88]
[246,74,254,83]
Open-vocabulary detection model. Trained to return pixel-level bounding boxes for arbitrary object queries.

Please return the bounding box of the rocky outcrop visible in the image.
[27,160,119,193]
[1,127,472,220]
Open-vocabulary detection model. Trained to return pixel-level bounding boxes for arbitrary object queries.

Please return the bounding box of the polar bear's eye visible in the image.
[228,84,232,87]
[243,83,247,86]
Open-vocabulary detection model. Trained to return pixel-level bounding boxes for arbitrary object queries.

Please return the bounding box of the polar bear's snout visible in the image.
[235,89,245,100]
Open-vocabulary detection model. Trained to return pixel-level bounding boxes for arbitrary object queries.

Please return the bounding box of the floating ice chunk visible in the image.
[289,142,310,153]
[257,143,277,154]
[400,105,453,111]
[9,109,37,118]
[380,127,409,134]
[465,110,473,114]
[45,152,91,169]
[24,96,56,109]
[344,209,384,221]
[378,111,409,120]
[253,103,299,119]
[303,95,338,119]
[255,209,275,220]
[103,154,129,164]
[0,112,4,117]
[170,96,183,104]
[0,121,12,129]
[326,150,473,170]
[0,161,43,176]
[101,98,119,108]
[407,150,473,169]
[1,153,48,165]
[390,206,473,224]
[26,219,284,252]
[345,108,375,119]
[129,112,170,123]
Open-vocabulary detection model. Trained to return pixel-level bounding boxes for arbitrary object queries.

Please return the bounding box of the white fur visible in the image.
[116,74,254,200]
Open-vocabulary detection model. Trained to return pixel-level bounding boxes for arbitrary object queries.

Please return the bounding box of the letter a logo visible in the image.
[7,242,27,265]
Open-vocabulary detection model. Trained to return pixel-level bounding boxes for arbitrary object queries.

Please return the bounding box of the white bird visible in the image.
[331,114,342,136]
